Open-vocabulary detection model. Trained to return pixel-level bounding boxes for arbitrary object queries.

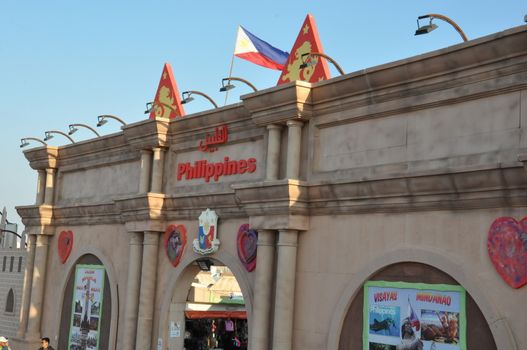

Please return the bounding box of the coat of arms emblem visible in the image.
[193,208,220,255]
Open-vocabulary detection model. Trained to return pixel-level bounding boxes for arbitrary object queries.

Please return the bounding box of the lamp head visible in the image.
[415,16,438,36]
[415,23,438,35]
[68,125,78,135]
[96,116,107,127]
[20,139,29,148]
[220,79,235,92]
[196,258,213,271]
[181,92,194,104]
[300,53,316,69]
[144,102,153,114]
[43,132,53,141]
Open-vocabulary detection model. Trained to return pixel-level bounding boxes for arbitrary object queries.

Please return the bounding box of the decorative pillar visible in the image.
[150,148,165,193]
[135,231,160,350]
[35,170,46,205]
[266,125,282,180]
[250,230,276,350]
[286,120,303,179]
[43,168,56,205]
[26,234,50,340]
[122,232,144,350]
[16,234,37,338]
[139,150,153,193]
[272,229,299,350]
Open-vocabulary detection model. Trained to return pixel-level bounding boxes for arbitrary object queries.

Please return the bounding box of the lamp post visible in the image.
[68,123,100,137]
[300,52,345,76]
[219,77,258,93]
[415,14,468,42]
[97,114,127,127]
[181,91,218,108]
[20,137,47,148]
[44,130,75,144]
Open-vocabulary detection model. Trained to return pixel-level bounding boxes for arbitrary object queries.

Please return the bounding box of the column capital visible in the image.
[277,229,298,247]
[286,119,304,128]
[35,234,50,247]
[129,231,144,245]
[256,229,276,246]
[143,231,161,245]
[267,124,283,131]
[152,146,167,153]
[140,149,153,156]
[45,168,56,175]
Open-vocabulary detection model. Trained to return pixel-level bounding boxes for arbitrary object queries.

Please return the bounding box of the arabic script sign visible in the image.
[193,208,220,255]
[199,125,228,153]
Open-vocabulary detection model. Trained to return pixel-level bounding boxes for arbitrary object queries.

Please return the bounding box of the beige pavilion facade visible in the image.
[11,25,527,350]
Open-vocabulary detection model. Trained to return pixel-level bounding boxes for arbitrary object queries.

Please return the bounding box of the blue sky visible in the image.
[0,1,525,231]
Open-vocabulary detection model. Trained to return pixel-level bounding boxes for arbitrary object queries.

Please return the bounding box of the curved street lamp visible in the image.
[0,228,22,239]
[97,114,127,127]
[415,14,468,42]
[300,52,345,76]
[181,91,218,108]
[44,130,75,144]
[219,77,258,93]
[68,123,100,137]
[20,137,47,148]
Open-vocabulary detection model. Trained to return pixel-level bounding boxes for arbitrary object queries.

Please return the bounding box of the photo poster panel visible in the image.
[363,281,466,350]
[68,264,106,350]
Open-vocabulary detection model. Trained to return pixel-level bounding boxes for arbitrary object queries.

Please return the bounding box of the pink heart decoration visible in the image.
[58,230,74,264]
[237,224,258,272]
[487,217,527,289]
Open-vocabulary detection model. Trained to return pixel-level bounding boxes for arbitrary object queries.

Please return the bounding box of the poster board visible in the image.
[363,281,466,350]
[68,264,106,350]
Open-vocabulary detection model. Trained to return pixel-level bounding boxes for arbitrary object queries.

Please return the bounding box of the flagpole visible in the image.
[224,53,235,106]
[224,25,240,106]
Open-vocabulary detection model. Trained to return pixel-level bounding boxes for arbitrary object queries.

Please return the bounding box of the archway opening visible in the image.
[338,262,497,350]
[168,259,249,350]
[58,254,112,350]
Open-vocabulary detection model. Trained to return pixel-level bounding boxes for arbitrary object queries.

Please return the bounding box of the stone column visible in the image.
[286,120,303,179]
[43,168,56,205]
[250,230,276,350]
[139,150,153,193]
[150,148,165,193]
[26,234,50,340]
[266,125,282,180]
[122,232,144,350]
[16,234,37,338]
[272,229,299,350]
[135,231,160,350]
[35,170,46,205]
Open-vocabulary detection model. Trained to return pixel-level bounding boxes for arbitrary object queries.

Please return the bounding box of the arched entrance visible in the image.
[57,254,113,350]
[338,262,497,350]
[160,256,252,350]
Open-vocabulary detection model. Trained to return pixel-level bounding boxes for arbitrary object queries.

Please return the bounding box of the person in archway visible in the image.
[38,337,55,350]
[223,318,235,350]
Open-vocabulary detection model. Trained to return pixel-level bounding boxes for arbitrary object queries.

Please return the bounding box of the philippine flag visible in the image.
[234,26,289,70]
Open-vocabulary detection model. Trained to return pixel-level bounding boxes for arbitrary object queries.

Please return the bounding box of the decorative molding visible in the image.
[242,81,313,126]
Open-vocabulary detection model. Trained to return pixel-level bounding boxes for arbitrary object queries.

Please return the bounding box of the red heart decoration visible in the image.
[58,230,74,264]
[164,224,187,267]
[237,224,258,272]
[487,217,527,288]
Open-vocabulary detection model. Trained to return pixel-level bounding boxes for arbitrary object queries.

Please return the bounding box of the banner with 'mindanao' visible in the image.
[363,281,466,350]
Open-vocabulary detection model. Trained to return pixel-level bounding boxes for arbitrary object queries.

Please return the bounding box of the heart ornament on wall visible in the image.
[164,224,187,268]
[58,230,74,264]
[487,217,527,289]
[237,224,258,272]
